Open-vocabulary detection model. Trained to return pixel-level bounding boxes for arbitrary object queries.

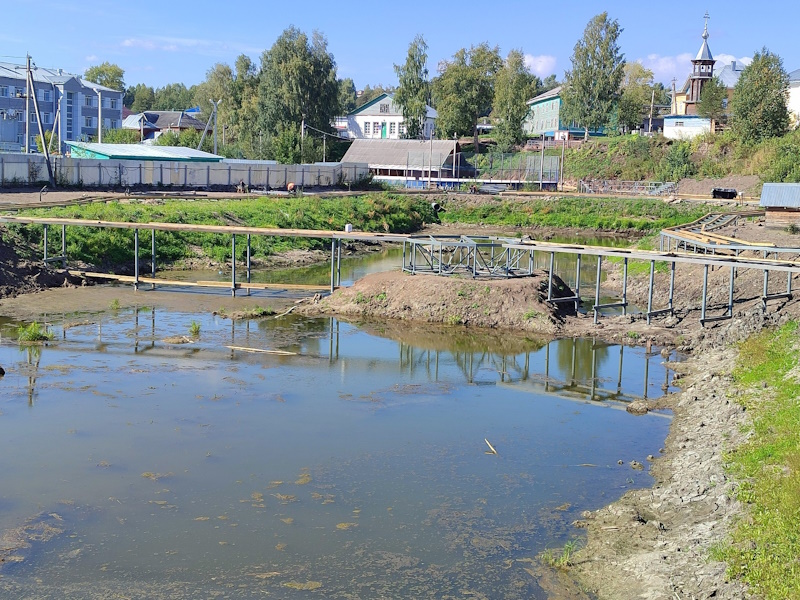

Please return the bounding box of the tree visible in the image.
[696,76,728,131]
[731,47,790,143]
[356,84,395,108]
[84,62,125,91]
[540,74,559,94]
[153,83,193,111]
[561,12,625,139]
[432,43,502,149]
[394,35,430,139]
[492,49,535,151]
[100,128,142,144]
[338,78,357,114]
[258,27,340,140]
[129,84,155,112]
[618,63,654,132]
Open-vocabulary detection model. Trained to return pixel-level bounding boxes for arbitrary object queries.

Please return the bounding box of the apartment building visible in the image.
[0,60,123,153]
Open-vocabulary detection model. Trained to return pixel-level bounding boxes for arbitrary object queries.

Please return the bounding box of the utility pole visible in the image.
[300,116,305,163]
[209,99,221,154]
[96,89,102,143]
[26,57,54,185]
[648,88,655,133]
[24,54,30,154]
[539,133,545,191]
[560,138,565,192]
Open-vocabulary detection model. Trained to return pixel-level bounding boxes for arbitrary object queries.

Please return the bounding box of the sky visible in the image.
[1,0,797,92]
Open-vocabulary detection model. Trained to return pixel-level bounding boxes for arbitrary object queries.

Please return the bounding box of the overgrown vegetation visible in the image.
[712,322,800,598]
[439,196,709,231]
[17,321,54,342]
[560,129,800,185]
[12,193,437,268]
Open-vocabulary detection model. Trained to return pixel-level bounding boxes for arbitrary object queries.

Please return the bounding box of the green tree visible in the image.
[153,83,193,111]
[617,62,654,132]
[393,35,430,139]
[696,76,728,131]
[84,62,125,91]
[100,128,142,144]
[35,130,58,154]
[258,27,340,141]
[356,84,395,108]
[561,12,626,139]
[130,84,155,112]
[540,74,559,93]
[731,47,790,144]
[492,49,535,151]
[338,78,357,113]
[432,43,503,149]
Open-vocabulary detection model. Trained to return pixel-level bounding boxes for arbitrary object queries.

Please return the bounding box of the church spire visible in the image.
[696,11,713,61]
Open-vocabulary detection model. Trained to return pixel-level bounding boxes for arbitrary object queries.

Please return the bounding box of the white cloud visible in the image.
[641,53,694,84]
[524,54,557,77]
[85,54,98,62]
[120,36,259,56]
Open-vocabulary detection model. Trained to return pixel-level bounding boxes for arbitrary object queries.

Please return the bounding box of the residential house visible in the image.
[522,86,604,140]
[0,60,123,153]
[334,93,436,140]
[789,68,800,127]
[121,110,207,142]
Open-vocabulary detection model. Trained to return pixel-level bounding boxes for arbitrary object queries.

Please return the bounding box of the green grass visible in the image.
[17,321,54,342]
[439,196,709,232]
[189,321,201,337]
[711,322,800,598]
[541,539,582,569]
[11,193,438,268]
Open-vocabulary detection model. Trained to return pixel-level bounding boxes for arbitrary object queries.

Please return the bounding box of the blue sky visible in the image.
[2,0,797,91]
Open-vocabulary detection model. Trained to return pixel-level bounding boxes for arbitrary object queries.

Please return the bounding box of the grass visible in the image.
[189,321,201,337]
[439,196,710,232]
[11,193,438,268]
[109,298,121,310]
[541,539,581,569]
[17,321,54,342]
[710,321,800,599]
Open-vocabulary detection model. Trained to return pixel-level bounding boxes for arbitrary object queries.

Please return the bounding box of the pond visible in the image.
[0,307,675,599]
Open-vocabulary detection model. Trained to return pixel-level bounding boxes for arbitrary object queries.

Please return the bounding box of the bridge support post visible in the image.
[330,238,336,293]
[593,255,602,324]
[728,266,736,317]
[762,250,769,311]
[134,229,139,290]
[701,264,709,324]
[647,260,655,325]
[61,225,66,269]
[622,258,628,315]
[246,234,251,297]
[669,260,676,314]
[574,253,582,311]
[151,229,156,290]
[547,252,554,301]
[43,224,48,263]
[336,238,342,286]
[231,234,236,297]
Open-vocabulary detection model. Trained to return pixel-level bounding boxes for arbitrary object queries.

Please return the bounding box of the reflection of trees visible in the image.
[256,314,327,355]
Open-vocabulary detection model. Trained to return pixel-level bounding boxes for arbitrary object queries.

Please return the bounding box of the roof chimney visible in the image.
[731,60,737,70]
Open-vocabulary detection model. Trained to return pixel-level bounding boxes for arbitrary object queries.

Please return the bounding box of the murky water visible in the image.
[0,308,673,598]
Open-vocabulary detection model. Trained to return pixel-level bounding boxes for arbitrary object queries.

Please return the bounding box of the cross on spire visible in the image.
[702,11,710,39]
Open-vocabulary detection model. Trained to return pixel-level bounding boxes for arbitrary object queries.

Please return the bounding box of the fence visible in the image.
[471,152,560,183]
[0,153,370,190]
[578,180,677,196]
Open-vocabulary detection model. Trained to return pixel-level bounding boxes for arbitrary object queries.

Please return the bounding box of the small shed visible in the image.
[341,138,474,178]
[759,183,800,226]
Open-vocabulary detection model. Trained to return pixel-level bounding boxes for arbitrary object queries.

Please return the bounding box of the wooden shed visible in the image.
[760,183,800,226]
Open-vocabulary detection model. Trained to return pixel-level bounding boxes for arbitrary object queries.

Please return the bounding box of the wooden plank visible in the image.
[225,345,297,356]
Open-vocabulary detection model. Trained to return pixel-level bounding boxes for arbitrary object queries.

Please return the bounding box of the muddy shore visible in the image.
[2,217,799,598]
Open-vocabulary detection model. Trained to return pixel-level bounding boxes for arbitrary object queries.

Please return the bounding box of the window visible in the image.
[389,122,396,135]
[399,123,406,135]
[84,116,94,128]
[0,85,7,97]
[722,98,729,109]
[38,89,51,102]
[373,122,380,135]
[364,122,371,135]
[674,121,684,127]
[85,96,94,107]
[30,135,37,147]
[16,111,24,121]
[43,112,53,124]
[16,133,23,145]
[379,103,390,113]
[110,98,118,110]
[30,113,37,124]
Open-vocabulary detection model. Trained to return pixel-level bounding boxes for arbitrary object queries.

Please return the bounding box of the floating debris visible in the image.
[295,471,312,485]
[141,472,172,481]
[225,345,296,356]
[484,438,498,455]
[247,572,281,580]
[282,581,321,590]
[275,543,287,551]
[336,522,358,530]
[272,493,297,504]
[281,518,294,525]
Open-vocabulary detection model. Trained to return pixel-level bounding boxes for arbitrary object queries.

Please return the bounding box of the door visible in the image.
[381,122,387,139]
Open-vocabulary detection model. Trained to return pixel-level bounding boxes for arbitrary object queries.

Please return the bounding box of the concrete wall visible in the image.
[0,153,370,189]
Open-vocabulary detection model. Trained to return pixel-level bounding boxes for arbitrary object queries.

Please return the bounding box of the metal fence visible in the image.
[578,180,677,196]
[0,153,369,190]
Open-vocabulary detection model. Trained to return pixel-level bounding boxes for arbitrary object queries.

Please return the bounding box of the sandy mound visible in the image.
[300,270,577,334]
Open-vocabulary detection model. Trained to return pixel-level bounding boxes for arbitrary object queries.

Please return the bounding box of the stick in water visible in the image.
[484,438,498,455]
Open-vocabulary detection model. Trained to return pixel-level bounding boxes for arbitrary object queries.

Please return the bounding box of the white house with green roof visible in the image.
[334,93,436,140]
